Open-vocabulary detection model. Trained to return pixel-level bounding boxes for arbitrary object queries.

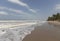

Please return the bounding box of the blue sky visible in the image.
[0,0,60,20]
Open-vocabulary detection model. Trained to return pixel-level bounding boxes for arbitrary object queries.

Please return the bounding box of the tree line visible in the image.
[47,13,60,21]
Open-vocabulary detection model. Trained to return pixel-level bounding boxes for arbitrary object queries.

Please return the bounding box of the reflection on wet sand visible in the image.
[23,22,60,41]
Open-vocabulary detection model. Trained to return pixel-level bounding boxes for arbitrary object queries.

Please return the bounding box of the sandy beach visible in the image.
[23,22,60,41]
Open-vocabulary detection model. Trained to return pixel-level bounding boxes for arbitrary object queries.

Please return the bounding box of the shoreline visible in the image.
[22,22,60,41]
[48,21,60,25]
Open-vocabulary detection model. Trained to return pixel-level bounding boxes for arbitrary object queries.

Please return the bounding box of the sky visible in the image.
[0,0,60,20]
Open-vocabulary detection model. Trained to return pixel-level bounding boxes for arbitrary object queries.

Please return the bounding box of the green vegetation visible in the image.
[47,13,60,21]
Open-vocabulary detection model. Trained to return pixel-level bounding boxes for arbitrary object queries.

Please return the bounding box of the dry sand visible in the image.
[23,22,60,41]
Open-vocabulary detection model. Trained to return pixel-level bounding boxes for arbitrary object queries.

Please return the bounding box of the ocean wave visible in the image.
[0,21,46,41]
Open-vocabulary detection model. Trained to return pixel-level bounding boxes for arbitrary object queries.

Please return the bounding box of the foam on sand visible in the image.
[0,21,46,41]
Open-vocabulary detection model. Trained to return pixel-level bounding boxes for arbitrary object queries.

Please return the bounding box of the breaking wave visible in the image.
[0,21,46,41]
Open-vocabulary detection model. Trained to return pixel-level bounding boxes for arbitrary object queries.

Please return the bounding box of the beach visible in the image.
[23,21,60,41]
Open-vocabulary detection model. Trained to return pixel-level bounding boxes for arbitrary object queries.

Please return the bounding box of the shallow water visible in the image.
[0,21,45,41]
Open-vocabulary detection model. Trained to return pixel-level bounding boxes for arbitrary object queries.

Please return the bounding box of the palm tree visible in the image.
[47,13,60,21]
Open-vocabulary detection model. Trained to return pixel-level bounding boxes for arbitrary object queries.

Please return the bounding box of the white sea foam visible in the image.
[0,21,46,41]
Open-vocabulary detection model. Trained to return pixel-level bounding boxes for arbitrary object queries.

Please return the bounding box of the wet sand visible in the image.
[23,22,60,41]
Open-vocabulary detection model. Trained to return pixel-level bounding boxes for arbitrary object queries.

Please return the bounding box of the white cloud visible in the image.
[0,6,38,19]
[8,0,37,13]
[0,6,26,14]
[8,0,29,7]
[0,11,8,15]
[0,6,34,16]
[55,4,60,10]
[29,9,37,13]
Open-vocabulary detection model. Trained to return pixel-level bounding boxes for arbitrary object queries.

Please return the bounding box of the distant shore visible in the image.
[23,22,60,41]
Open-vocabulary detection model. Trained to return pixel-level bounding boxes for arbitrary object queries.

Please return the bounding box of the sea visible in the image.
[0,20,46,41]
